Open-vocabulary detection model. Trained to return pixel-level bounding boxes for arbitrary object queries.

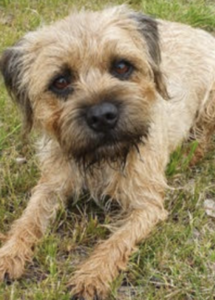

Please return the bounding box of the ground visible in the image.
[0,0,215,299]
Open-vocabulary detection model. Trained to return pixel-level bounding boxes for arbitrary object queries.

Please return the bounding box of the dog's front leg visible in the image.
[0,164,73,281]
[70,204,167,300]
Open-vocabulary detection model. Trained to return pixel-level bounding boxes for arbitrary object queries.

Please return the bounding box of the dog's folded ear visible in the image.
[131,13,169,99]
[0,41,33,133]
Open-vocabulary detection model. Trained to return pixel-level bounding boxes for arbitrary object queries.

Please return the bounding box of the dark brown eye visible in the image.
[52,76,70,90]
[111,60,133,79]
[49,69,73,97]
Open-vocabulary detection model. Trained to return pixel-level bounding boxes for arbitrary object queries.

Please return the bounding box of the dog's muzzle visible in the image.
[86,102,118,132]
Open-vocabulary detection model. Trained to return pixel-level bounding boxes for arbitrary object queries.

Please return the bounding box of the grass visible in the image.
[0,0,215,299]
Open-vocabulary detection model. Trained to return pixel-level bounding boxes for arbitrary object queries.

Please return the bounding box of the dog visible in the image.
[1,5,215,300]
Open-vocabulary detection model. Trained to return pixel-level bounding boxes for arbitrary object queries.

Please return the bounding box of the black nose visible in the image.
[86,102,118,132]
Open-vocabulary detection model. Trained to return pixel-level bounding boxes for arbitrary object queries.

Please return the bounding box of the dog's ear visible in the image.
[0,41,33,133]
[131,13,168,99]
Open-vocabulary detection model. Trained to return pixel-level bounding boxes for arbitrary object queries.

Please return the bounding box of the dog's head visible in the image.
[1,6,167,167]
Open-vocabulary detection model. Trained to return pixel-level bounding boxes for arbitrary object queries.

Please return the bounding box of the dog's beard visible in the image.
[64,126,149,171]
[59,99,151,171]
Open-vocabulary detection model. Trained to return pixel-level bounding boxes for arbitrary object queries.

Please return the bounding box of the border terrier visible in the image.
[1,5,215,300]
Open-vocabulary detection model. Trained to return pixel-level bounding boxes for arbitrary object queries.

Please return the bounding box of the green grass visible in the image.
[142,0,215,30]
[0,0,215,299]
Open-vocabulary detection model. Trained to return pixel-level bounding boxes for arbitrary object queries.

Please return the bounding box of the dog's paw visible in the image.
[69,273,109,300]
[71,294,100,300]
[0,241,31,282]
[0,254,24,282]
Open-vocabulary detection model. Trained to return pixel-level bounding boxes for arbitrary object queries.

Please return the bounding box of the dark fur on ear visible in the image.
[0,42,33,133]
[131,13,169,99]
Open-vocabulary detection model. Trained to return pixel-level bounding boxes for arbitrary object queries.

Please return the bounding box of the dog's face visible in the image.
[1,6,167,167]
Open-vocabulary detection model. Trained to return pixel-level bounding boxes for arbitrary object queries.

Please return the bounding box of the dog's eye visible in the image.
[49,68,73,97]
[52,76,71,91]
[111,60,133,79]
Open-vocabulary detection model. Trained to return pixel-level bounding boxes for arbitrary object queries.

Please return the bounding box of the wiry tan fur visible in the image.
[1,5,215,300]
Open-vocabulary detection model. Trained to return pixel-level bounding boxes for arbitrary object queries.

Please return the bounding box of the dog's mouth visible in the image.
[68,127,148,170]
[59,100,151,170]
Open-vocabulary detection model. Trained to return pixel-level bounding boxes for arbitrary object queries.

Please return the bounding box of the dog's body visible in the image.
[1,6,215,299]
